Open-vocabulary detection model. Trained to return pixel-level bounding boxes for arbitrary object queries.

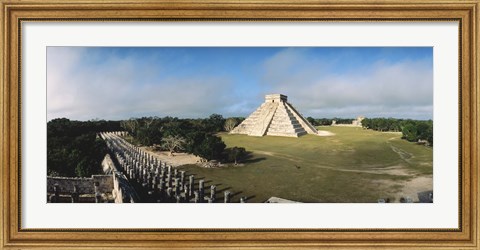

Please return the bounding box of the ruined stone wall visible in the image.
[92,175,114,193]
[47,175,113,194]
[47,177,94,194]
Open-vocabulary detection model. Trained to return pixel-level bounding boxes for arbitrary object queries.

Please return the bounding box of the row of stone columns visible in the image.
[100,132,245,203]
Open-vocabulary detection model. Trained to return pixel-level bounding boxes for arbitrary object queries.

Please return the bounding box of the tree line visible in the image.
[305,116,433,146]
[361,118,433,146]
[47,118,122,177]
[306,117,355,126]
[121,114,247,163]
[47,115,249,178]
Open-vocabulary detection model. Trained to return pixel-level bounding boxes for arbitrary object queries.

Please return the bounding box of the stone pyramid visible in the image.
[230,94,318,137]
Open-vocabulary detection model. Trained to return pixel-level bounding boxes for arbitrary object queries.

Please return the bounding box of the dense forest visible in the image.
[47,118,122,177]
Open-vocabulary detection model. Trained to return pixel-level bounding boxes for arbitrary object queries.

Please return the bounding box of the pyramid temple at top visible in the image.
[230,94,318,137]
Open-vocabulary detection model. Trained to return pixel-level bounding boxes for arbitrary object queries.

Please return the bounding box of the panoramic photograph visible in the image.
[46,47,433,203]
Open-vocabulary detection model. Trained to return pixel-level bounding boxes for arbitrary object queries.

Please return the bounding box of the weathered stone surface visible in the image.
[47,175,113,194]
[230,94,318,137]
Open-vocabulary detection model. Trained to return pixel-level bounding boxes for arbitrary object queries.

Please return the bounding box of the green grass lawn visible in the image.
[179,126,433,203]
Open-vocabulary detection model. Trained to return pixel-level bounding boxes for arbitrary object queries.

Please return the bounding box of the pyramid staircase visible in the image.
[230,94,318,137]
[265,102,307,137]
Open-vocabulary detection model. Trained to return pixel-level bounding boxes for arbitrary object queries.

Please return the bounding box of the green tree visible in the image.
[402,123,418,142]
[223,118,238,132]
[194,135,226,161]
[306,117,318,126]
[203,114,225,133]
[161,135,187,156]
[47,119,111,177]
[227,147,247,165]
[120,119,139,135]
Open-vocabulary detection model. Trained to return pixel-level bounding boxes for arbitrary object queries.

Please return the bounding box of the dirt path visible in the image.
[255,150,412,176]
[394,175,433,202]
[142,147,203,167]
[389,145,414,163]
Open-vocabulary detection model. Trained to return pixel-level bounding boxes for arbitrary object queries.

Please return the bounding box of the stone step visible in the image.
[266,130,307,137]
[267,126,306,134]
[269,119,301,126]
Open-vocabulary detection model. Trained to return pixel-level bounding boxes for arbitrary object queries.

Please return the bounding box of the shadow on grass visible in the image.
[245,195,256,201]
[230,191,243,198]
[217,187,232,193]
[243,151,267,164]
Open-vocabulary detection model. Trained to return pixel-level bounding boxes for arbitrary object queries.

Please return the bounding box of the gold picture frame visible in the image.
[1,0,478,249]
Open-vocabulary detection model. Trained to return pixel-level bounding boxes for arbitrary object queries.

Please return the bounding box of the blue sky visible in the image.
[47,47,433,121]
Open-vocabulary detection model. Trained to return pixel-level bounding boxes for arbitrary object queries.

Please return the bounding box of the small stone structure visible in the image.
[352,116,365,126]
[332,116,365,127]
[230,94,318,137]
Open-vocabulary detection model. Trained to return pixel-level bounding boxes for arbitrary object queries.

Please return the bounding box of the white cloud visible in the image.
[47,48,234,120]
[260,49,433,119]
[47,47,433,121]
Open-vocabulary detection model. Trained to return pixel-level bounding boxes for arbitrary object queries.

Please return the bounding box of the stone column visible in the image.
[153,175,159,191]
[71,185,79,203]
[160,169,165,183]
[189,175,195,197]
[198,180,205,202]
[240,197,247,203]
[148,173,153,190]
[159,179,165,192]
[166,187,173,201]
[50,183,60,203]
[174,178,180,196]
[142,168,148,184]
[180,171,186,185]
[138,165,143,182]
[224,191,231,203]
[184,184,190,202]
[94,182,102,203]
[193,191,200,203]
[127,168,132,180]
[136,163,141,183]
[210,185,216,202]
[166,173,172,188]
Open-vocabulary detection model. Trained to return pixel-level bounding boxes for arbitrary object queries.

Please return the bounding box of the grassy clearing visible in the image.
[180,126,432,203]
